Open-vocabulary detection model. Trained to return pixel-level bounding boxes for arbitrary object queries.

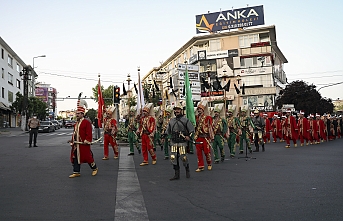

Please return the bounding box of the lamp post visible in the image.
[236,74,241,112]
[32,55,46,96]
[222,70,229,111]
[206,64,211,103]
[127,73,132,116]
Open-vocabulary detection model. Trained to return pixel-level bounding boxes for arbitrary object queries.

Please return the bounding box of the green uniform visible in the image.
[238,115,255,153]
[154,116,163,150]
[226,115,240,157]
[212,116,228,163]
[161,115,172,159]
[127,115,140,154]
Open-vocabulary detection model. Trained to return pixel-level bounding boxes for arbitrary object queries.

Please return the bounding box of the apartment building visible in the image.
[36,84,58,120]
[0,37,36,128]
[142,25,287,112]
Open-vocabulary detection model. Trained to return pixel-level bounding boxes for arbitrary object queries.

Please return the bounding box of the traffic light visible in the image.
[114,86,120,104]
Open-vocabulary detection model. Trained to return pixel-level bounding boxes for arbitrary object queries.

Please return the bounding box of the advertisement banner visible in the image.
[196,5,265,34]
[35,87,48,102]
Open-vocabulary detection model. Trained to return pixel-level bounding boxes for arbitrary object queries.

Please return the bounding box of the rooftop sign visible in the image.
[196,5,265,34]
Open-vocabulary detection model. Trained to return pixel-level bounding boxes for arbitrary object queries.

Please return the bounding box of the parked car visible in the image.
[65,120,76,128]
[51,120,60,130]
[38,121,55,133]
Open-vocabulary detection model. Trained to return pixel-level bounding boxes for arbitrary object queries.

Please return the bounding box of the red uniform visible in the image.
[297,117,309,145]
[271,117,282,142]
[284,114,298,147]
[138,115,156,163]
[263,117,271,143]
[70,118,95,164]
[195,114,213,170]
[103,117,118,158]
[308,118,319,144]
[316,118,327,142]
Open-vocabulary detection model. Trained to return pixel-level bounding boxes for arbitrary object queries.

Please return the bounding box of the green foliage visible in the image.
[116,122,128,142]
[276,80,334,114]
[85,108,97,123]
[126,95,137,108]
[10,92,48,120]
[142,83,162,106]
[92,84,114,107]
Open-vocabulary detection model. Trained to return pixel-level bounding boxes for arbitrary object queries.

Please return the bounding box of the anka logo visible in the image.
[195,5,264,34]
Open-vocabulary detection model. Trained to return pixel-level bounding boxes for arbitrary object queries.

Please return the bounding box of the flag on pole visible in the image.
[185,68,196,126]
[97,77,104,128]
[137,71,145,111]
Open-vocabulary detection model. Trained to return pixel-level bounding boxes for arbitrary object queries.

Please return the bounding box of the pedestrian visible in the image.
[262,113,271,143]
[69,96,98,178]
[194,100,214,172]
[211,103,227,163]
[271,114,282,143]
[137,103,157,166]
[164,103,194,180]
[316,113,327,142]
[153,106,163,152]
[251,109,265,152]
[102,106,119,160]
[93,117,101,140]
[28,114,40,147]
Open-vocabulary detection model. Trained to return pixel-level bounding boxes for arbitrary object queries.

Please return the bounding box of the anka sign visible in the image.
[196,5,264,34]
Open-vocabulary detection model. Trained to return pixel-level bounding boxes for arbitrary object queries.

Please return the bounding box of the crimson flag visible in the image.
[97,78,104,128]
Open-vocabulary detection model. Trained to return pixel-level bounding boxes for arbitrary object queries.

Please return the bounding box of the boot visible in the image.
[185,166,190,178]
[262,144,265,152]
[253,144,259,152]
[170,169,180,180]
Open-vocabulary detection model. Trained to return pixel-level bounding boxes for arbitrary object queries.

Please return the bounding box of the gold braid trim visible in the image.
[213,117,222,134]
[194,115,206,140]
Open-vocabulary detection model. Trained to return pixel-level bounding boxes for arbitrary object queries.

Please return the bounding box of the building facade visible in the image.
[0,37,36,128]
[142,25,287,113]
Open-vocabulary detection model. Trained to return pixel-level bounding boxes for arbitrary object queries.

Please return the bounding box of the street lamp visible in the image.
[222,69,229,111]
[236,74,241,111]
[206,64,211,101]
[32,55,46,97]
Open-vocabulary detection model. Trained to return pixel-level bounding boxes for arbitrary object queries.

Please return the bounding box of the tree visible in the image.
[91,84,114,107]
[10,92,48,120]
[85,108,97,123]
[276,80,334,115]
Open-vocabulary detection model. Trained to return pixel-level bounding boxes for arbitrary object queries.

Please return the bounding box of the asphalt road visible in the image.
[0,128,342,221]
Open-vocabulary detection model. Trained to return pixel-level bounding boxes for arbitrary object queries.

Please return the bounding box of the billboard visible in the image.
[196,5,265,34]
[35,87,48,102]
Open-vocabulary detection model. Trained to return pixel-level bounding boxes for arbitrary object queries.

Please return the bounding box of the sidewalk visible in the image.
[0,127,27,136]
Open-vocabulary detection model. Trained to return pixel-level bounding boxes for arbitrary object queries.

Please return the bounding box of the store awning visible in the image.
[0,102,10,110]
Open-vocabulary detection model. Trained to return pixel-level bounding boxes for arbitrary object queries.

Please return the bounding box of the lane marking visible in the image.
[115,147,149,221]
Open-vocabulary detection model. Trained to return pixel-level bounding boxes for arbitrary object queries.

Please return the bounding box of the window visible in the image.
[209,39,220,52]
[16,79,21,89]
[189,47,193,56]
[16,63,20,72]
[8,55,13,67]
[8,91,13,103]
[239,34,259,48]
[8,73,13,85]
[1,68,4,78]
[1,87,4,98]
[240,57,259,68]
[1,48,4,59]
[183,52,187,62]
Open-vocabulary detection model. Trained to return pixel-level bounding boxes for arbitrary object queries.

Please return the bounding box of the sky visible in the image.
[1,0,342,113]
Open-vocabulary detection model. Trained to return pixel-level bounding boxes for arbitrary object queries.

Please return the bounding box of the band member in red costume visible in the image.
[316,113,327,142]
[137,103,157,166]
[297,110,309,146]
[271,114,282,142]
[284,109,298,148]
[262,113,271,143]
[194,100,214,172]
[307,114,319,145]
[69,94,98,178]
[102,107,118,160]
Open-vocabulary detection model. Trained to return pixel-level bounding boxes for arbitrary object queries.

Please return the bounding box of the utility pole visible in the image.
[21,66,30,131]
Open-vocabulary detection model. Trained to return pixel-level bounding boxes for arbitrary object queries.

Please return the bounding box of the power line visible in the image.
[38,72,124,84]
